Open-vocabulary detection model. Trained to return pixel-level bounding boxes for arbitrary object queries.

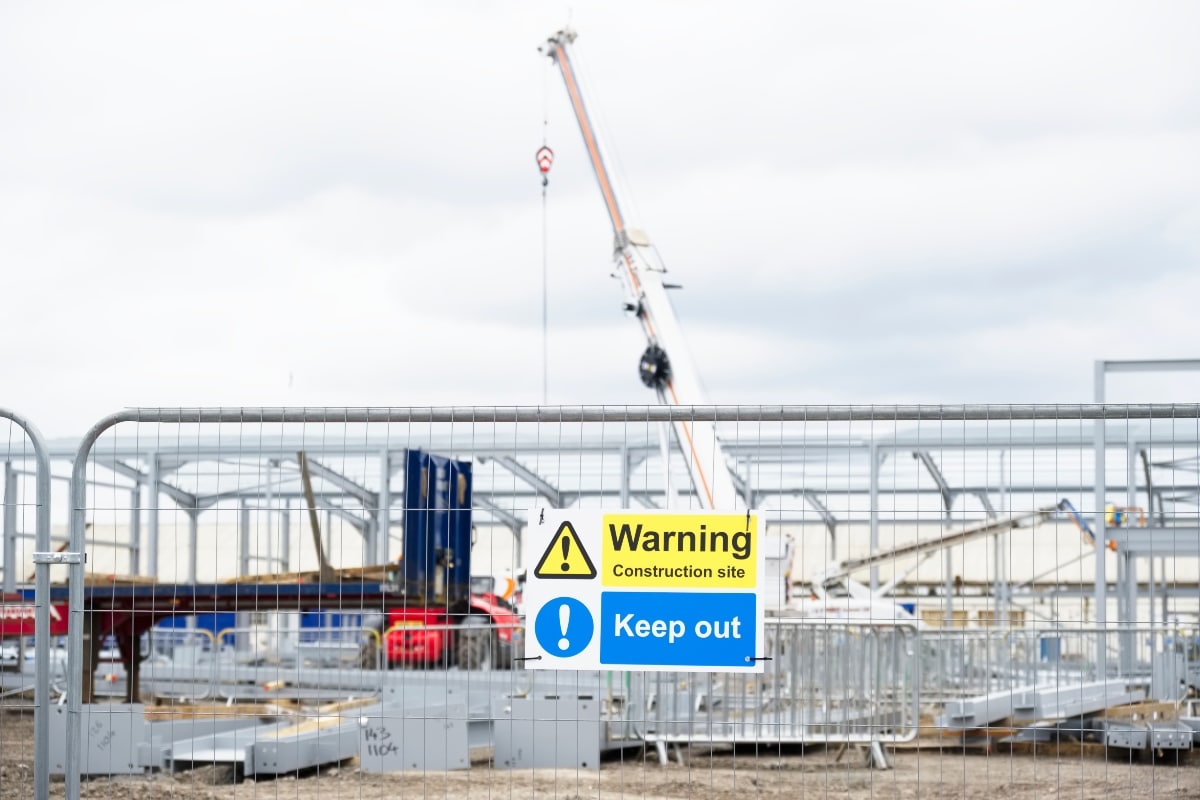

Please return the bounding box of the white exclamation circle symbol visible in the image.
[558,603,570,650]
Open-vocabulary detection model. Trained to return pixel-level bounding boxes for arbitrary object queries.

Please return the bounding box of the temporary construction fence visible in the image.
[0,408,52,800]
[2,404,1199,798]
[634,620,919,754]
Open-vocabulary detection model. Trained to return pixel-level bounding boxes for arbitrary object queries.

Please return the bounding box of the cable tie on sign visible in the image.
[539,508,545,525]
[745,510,751,530]
[747,656,773,662]
[514,656,543,662]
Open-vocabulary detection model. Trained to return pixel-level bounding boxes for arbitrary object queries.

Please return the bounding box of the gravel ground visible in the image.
[2,708,1197,799]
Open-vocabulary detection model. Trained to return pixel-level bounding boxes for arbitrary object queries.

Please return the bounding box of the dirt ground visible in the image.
[2,708,1198,800]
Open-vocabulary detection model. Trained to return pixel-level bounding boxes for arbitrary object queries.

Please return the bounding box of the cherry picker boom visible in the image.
[541,28,738,510]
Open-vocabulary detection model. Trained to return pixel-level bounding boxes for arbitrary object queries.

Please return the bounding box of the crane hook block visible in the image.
[638,344,672,389]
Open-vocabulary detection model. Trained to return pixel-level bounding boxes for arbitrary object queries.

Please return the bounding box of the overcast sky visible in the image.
[2,1,1199,438]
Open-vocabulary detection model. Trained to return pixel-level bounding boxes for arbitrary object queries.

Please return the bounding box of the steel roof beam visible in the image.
[282,456,378,510]
[480,455,571,507]
[103,459,201,511]
[474,495,523,532]
[913,451,955,513]
[313,496,370,534]
[799,490,838,536]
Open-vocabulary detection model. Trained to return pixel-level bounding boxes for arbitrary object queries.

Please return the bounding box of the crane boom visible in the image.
[541,27,738,509]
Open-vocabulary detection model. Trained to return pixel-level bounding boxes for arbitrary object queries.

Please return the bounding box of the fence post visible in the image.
[0,409,52,800]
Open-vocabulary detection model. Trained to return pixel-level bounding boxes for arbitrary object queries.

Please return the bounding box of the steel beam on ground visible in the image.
[1013,679,1145,722]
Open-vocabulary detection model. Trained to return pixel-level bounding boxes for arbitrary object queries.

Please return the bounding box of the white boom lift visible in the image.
[541,28,738,510]
[802,500,1109,623]
[813,504,1063,601]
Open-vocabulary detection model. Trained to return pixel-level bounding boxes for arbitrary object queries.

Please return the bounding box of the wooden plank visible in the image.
[83,573,160,586]
[1103,700,1180,720]
[145,701,297,721]
[222,565,391,585]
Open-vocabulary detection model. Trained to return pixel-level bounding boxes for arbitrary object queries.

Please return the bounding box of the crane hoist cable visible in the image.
[537,60,554,404]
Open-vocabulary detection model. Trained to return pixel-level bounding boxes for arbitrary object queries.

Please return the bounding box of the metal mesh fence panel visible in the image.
[9,405,1200,799]
[0,409,51,800]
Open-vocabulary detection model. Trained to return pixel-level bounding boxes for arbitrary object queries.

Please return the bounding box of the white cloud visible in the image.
[1,1,1198,436]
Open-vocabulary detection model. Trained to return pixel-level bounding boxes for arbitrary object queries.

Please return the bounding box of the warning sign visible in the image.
[523,508,766,674]
[532,521,597,579]
[602,513,756,589]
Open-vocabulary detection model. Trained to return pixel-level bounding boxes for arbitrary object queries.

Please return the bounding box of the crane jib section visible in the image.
[541,28,739,509]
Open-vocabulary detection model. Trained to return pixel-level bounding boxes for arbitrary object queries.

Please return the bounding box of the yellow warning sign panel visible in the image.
[601,513,756,588]
[533,521,597,579]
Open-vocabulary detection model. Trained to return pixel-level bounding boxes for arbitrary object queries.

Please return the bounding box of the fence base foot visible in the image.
[866,741,892,770]
[651,741,686,766]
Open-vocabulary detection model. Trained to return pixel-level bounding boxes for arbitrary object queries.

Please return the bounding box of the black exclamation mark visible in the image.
[560,536,571,572]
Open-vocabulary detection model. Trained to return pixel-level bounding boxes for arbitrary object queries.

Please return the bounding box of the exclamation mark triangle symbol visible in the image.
[533,521,597,579]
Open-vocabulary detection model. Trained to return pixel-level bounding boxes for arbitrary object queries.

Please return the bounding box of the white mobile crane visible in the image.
[541,28,738,510]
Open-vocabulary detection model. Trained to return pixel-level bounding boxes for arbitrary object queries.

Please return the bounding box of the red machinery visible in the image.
[375,451,524,670]
[382,586,522,670]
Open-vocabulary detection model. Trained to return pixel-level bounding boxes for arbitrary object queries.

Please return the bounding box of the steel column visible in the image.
[994,450,1007,624]
[186,510,199,585]
[239,500,250,576]
[2,462,15,593]
[1124,551,1138,674]
[658,422,672,509]
[868,443,880,591]
[378,449,391,565]
[238,501,251,653]
[128,484,140,576]
[1093,363,1108,673]
[1121,441,1139,669]
[280,501,291,572]
[620,445,631,508]
[146,453,159,577]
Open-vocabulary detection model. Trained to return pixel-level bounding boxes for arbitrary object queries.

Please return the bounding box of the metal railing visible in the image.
[634,620,920,746]
[919,624,1200,702]
[43,404,1200,795]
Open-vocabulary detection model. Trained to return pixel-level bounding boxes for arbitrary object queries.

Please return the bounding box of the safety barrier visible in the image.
[919,624,1200,701]
[635,620,920,747]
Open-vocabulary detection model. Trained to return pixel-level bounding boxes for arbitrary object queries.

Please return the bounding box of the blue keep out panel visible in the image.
[599,591,756,668]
